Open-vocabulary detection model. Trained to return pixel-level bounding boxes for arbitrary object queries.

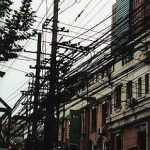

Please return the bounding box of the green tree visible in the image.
[0,0,36,61]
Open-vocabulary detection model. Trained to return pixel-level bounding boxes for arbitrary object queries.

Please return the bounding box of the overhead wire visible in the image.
[7,0,150,129]
[59,21,99,33]
[59,0,81,15]
[61,0,107,43]
[55,11,116,71]
[18,54,36,61]
[78,0,111,28]
[74,0,95,21]
[0,64,29,74]
[1,0,60,105]
[68,11,113,42]
[22,1,54,50]
[15,0,78,59]
[60,0,134,44]
[58,0,101,42]
[16,0,91,54]
[16,58,35,61]
[30,20,97,41]
[4,0,73,77]
[4,79,30,102]
[0,0,112,73]
[74,0,104,25]
[56,0,96,42]
[63,0,150,80]
[0,0,76,134]
[3,0,150,141]
[69,3,137,68]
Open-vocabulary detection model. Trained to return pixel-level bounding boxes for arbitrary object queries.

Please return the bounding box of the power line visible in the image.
[17,55,36,61]
[0,64,28,74]
[74,0,95,21]
[4,1,150,145]
[58,0,105,43]
[59,0,81,15]
[79,0,111,29]
[74,0,104,25]
[36,0,46,12]
[60,0,133,44]
[59,21,99,33]
[4,80,30,102]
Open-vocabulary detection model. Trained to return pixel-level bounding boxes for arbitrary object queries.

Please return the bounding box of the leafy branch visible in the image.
[0,0,37,61]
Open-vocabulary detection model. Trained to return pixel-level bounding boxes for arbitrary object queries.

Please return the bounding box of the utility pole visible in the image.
[6,109,11,147]
[44,0,59,149]
[32,33,41,141]
[61,103,65,147]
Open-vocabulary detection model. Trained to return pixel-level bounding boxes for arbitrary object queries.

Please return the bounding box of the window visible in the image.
[122,52,133,66]
[126,81,133,100]
[137,125,146,150]
[91,108,97,131]
[112,132,122,150]
[98,136,109,150]
[109,96,112,114]
[145,73,149,94]
[81,112,85,135]
[102,102,108,126]
[138,77,142,97]
[114,85,122,108]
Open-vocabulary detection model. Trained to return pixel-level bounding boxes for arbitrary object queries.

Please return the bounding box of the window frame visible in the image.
[112,131,122,150]
[126,80,133,100]
[91,107,97,132]
[114,84,122,108]
[122,51,133,66]
[145,73,149,94]
[137,77,142,97]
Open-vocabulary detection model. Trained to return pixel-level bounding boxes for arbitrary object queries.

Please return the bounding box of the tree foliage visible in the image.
[0,0,36,61]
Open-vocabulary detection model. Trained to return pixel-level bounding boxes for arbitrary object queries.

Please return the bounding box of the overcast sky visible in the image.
[0,0,116,108]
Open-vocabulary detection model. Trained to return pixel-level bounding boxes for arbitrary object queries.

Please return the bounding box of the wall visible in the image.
[123,127,138,150]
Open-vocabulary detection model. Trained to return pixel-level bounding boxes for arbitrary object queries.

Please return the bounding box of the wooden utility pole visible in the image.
[44,0,59,149]
[32,33,41,140]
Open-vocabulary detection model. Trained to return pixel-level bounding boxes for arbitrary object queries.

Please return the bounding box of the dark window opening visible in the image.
[137,125,146,150]
[145,73,149,94]
[138,77,142,97]
[98,136,109,150]
[122,52,133,66]
[126,81,133,100]
[114,84,122,108]
[109,96,112,114]
[112,132,122,150]
[102,102,108,126]
[91,108,97,131]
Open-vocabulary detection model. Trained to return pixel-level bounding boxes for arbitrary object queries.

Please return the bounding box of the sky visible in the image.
[0,0,116,108]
